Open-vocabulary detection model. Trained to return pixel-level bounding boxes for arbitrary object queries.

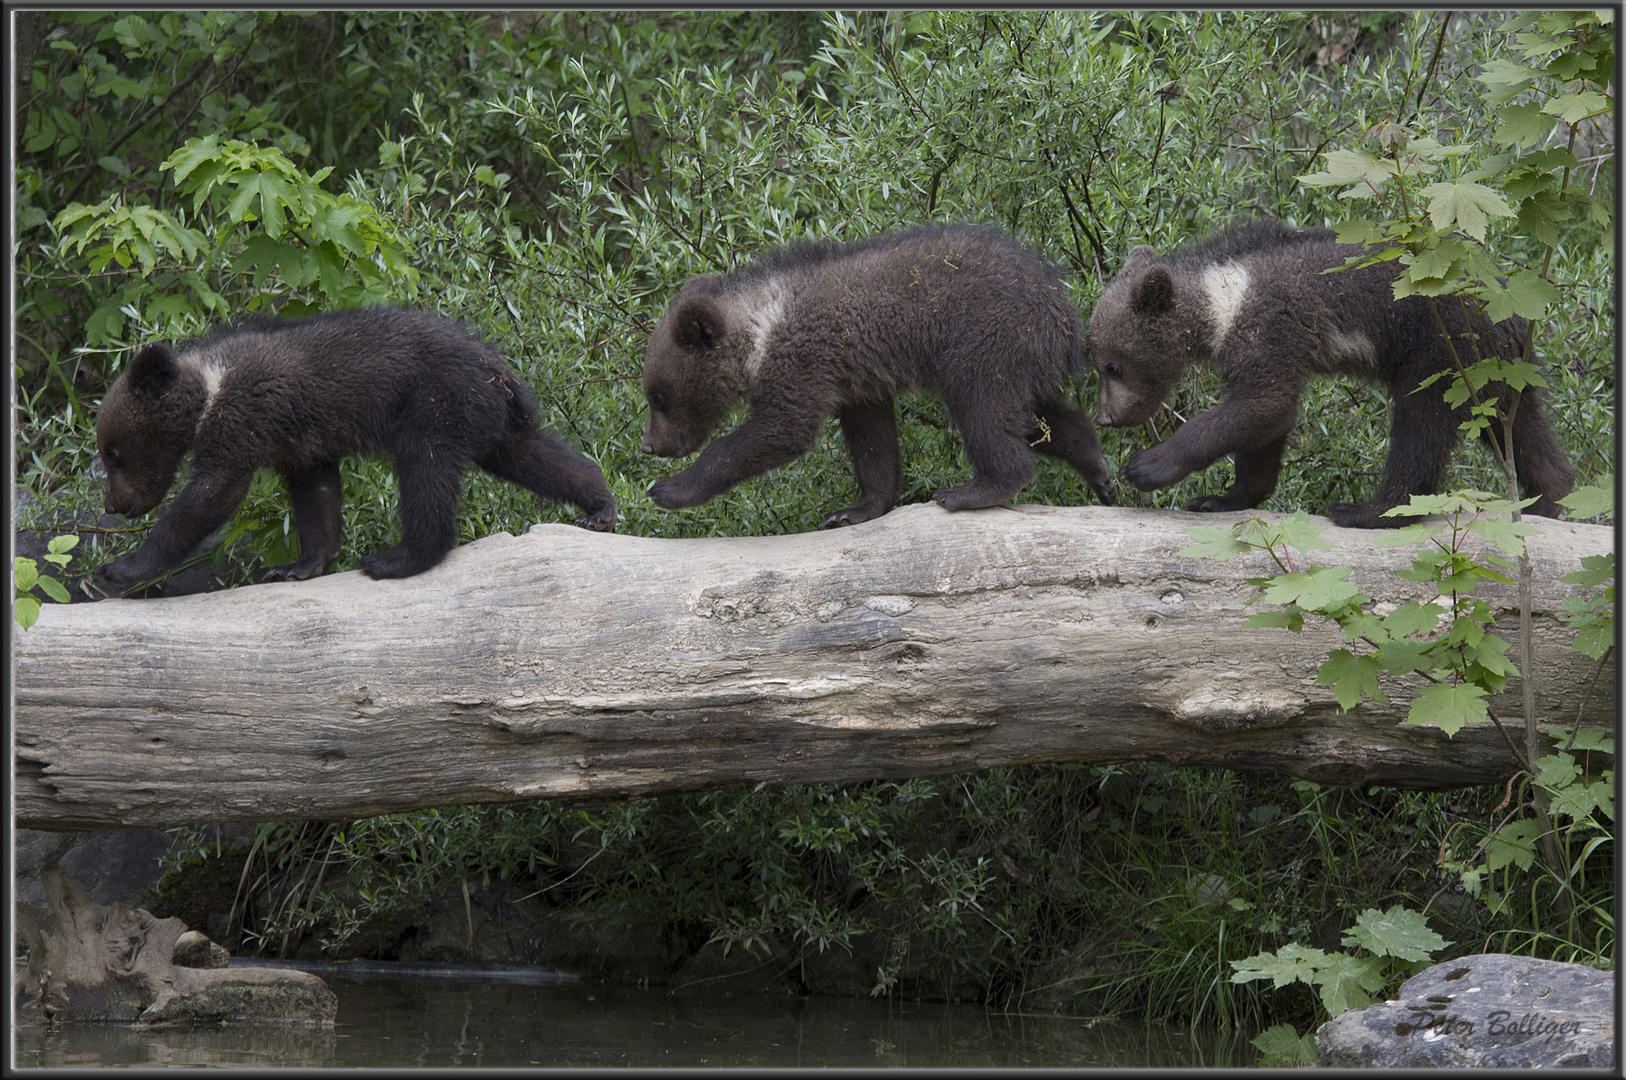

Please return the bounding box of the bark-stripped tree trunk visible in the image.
[15,865,335,1024]
[14,504,1614,831]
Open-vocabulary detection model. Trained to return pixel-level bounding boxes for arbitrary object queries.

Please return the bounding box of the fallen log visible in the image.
[15,865,336,1024]
[14,503,1614,830]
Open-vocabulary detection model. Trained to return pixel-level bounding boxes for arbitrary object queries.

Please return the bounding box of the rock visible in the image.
[14,826,252,915]
[12,831,82,903]
[57,828,177,905]
[1316,953,1614,1068]
[173,930,231,969]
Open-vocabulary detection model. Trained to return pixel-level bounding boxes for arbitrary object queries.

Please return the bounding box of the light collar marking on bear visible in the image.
[740,280,789,379]
[1315,329,1379,376]
[1201,261,1251,351]
[182,350,230,427]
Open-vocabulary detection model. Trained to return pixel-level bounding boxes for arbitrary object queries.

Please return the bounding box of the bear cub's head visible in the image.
[641,275,746,458]
[97,342,206,518]
[1087,245,1194,429]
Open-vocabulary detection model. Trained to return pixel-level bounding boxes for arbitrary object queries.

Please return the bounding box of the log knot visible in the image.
[1144,668,1307,730]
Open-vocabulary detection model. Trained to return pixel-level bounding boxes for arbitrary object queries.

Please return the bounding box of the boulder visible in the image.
[14,828,177,908]
[1316,953,1614,1068]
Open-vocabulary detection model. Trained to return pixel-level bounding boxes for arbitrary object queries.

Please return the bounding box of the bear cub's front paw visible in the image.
[575,499,618,532]
[1121,447,1189,492]
[94,555,148,591]
[262,560,327,583]
[358,546,438,579]
[1184,492,1256,513]
[647,475,705,510]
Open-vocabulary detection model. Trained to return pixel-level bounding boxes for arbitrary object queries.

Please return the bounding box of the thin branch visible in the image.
[1408,12,1454,126]
[58,63,210,208]
[1564,647,1613,754]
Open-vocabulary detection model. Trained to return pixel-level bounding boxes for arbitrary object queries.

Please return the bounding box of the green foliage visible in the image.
[1556,485,1616,660]
[1181,495,1543,737]
[1299,9,1612,472]
[13,536,79,630]
[1249,1022,1319,1067]
[1186,501,1614,979]
[1232,904,1449,1061]
[164,763,1490,1032]
[1430,482,1614,964]
[1440,725,1614,965]
[1339,902,1452,963]
[1190,489,1615,1005]
[50,135,417,348]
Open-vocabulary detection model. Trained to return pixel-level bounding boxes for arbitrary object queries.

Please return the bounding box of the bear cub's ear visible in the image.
[672,293,727,351]
[1121,245,1161,273]
[126,343,180,396]
[1131,265,1176,317]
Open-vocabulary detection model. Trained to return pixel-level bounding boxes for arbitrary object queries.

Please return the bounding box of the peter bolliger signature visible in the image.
[1395,1009,1587,1041]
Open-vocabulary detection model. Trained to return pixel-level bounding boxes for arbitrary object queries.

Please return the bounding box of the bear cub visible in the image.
[640,224,1116,528]
[1087,220,1573,527]
[94,307,617,591]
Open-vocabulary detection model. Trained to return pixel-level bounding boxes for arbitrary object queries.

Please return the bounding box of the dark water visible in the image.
[14,961,1259,1068]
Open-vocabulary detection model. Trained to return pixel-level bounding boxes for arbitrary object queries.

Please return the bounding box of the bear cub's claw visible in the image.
[575,502,617,532]
[82,573,121,600]
[262,562,327,583]
[95,556,147,591]
[820,504,886,529]
[1184,493,1246,513]
[1325,501,1420,529]
[358,547,430,580]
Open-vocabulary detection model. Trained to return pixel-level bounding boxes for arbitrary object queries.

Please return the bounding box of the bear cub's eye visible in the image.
[648,391,666,411]
[1104,363,1121,378]
[104,446,122,467]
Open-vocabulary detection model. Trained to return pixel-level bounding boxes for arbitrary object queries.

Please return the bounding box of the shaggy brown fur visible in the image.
[1087,221,1573,527]
[94,308,616,590]
[640,224,1115,527]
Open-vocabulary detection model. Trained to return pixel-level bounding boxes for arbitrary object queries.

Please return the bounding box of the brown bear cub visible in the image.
[94,308,616,591]
[640,224,1116,528]
[1087,220,1573,527]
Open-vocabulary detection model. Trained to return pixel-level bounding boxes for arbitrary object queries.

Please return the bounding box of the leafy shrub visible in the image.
[13,536,78,629]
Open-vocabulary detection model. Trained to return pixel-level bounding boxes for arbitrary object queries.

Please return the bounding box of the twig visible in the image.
[1563,647,1613,754]
[58,63,211,209]
[559,372,639,392]
[1408,12,1454,126]
[665,952,778,994]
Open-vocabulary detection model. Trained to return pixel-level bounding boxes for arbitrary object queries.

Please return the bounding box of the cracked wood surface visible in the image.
[14,503,1615,830]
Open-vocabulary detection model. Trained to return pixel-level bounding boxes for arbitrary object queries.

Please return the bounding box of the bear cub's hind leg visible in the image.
[264,462,344,582]
[822,399,901,529]
[360,452,464,579]
[930,384,1036,511]
[1325,381,1455,528]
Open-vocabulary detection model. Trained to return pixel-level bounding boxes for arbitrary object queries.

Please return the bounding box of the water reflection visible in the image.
[15,964,1259,1068]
